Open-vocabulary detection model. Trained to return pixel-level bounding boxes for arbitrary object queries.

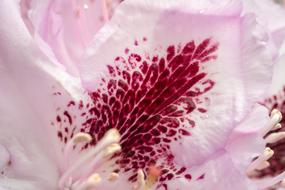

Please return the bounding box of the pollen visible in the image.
[73,133,92,144]
[104,143,122,157]
[87,173,102,186]
[146,166,161,189]
[133,169,146,190]
[261,109,282,136]
[271,109,282,121]
[132,166,161,190]
[108,172,119,181]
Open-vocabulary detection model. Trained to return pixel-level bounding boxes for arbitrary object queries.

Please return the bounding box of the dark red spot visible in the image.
[57,131,63,140]
[56,116,61,122]
[185,174,192,180]
[125,48,130,54]
[67,101,75,107]
[197,174,205,180]
[64,111,72,125]
[198,108,207,113]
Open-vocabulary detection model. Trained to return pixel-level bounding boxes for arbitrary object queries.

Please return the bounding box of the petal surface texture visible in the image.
[0,0,282,190]
[74,0,277,189]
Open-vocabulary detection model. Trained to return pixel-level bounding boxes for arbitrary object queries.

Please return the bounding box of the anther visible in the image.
[271,123,282,131]
[73,173,102,190]
[271,109,282,119]
[104,143,122,157]
[271,109,282,123]
[261,109,282,136]
[88,173,102,185]
[104,129,121,144]
[263,147,274,160]
[108,172,119,181]
[133,169,146,190]
[73,133,93,144]
[59,129,120,189]
[146,166,161,189]
[63,132,93,169]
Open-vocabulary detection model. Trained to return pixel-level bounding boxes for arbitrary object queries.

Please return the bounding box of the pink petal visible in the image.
[76,0,276,188]
[164,105,270,190]
[269,54,285,94]
[19,0,121,76]
[0,0,88,189]
[242,0,285,51]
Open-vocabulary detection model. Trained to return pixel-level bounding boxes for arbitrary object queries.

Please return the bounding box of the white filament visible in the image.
[261,109,282,136]
[59,129,120,189]
[265,131,285,144]
[247,147,274,174]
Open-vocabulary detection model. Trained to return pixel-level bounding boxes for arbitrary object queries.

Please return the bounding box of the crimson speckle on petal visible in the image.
[53,38,218,189]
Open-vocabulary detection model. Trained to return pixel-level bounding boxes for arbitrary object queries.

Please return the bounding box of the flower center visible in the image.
[53,38,218,189]
[59,129,161,190]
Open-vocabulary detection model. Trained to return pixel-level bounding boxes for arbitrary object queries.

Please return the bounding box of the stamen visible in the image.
[133,167,161,190]
[104,143,122,157]
[79,143,121,180]
[58,129,120,189]
[255,170,285,189]
[247,147,274,174]
[133,169,146,190]
[261,109,282,136]
[265,131,285,144]
[146,166,161,189]
[108,172,119,182]
[87,173,102,186]
[270,109,282,119]
[271,123,282,131]
[63,132,93,169]
[255,161,270,170]
[73,133,93,144]
[73,173,101,190]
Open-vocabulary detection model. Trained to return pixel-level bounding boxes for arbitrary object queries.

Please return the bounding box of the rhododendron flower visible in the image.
[1,0,285,190]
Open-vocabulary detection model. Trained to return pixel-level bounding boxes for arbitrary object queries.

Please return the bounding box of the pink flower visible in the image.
[0,0,284,190]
